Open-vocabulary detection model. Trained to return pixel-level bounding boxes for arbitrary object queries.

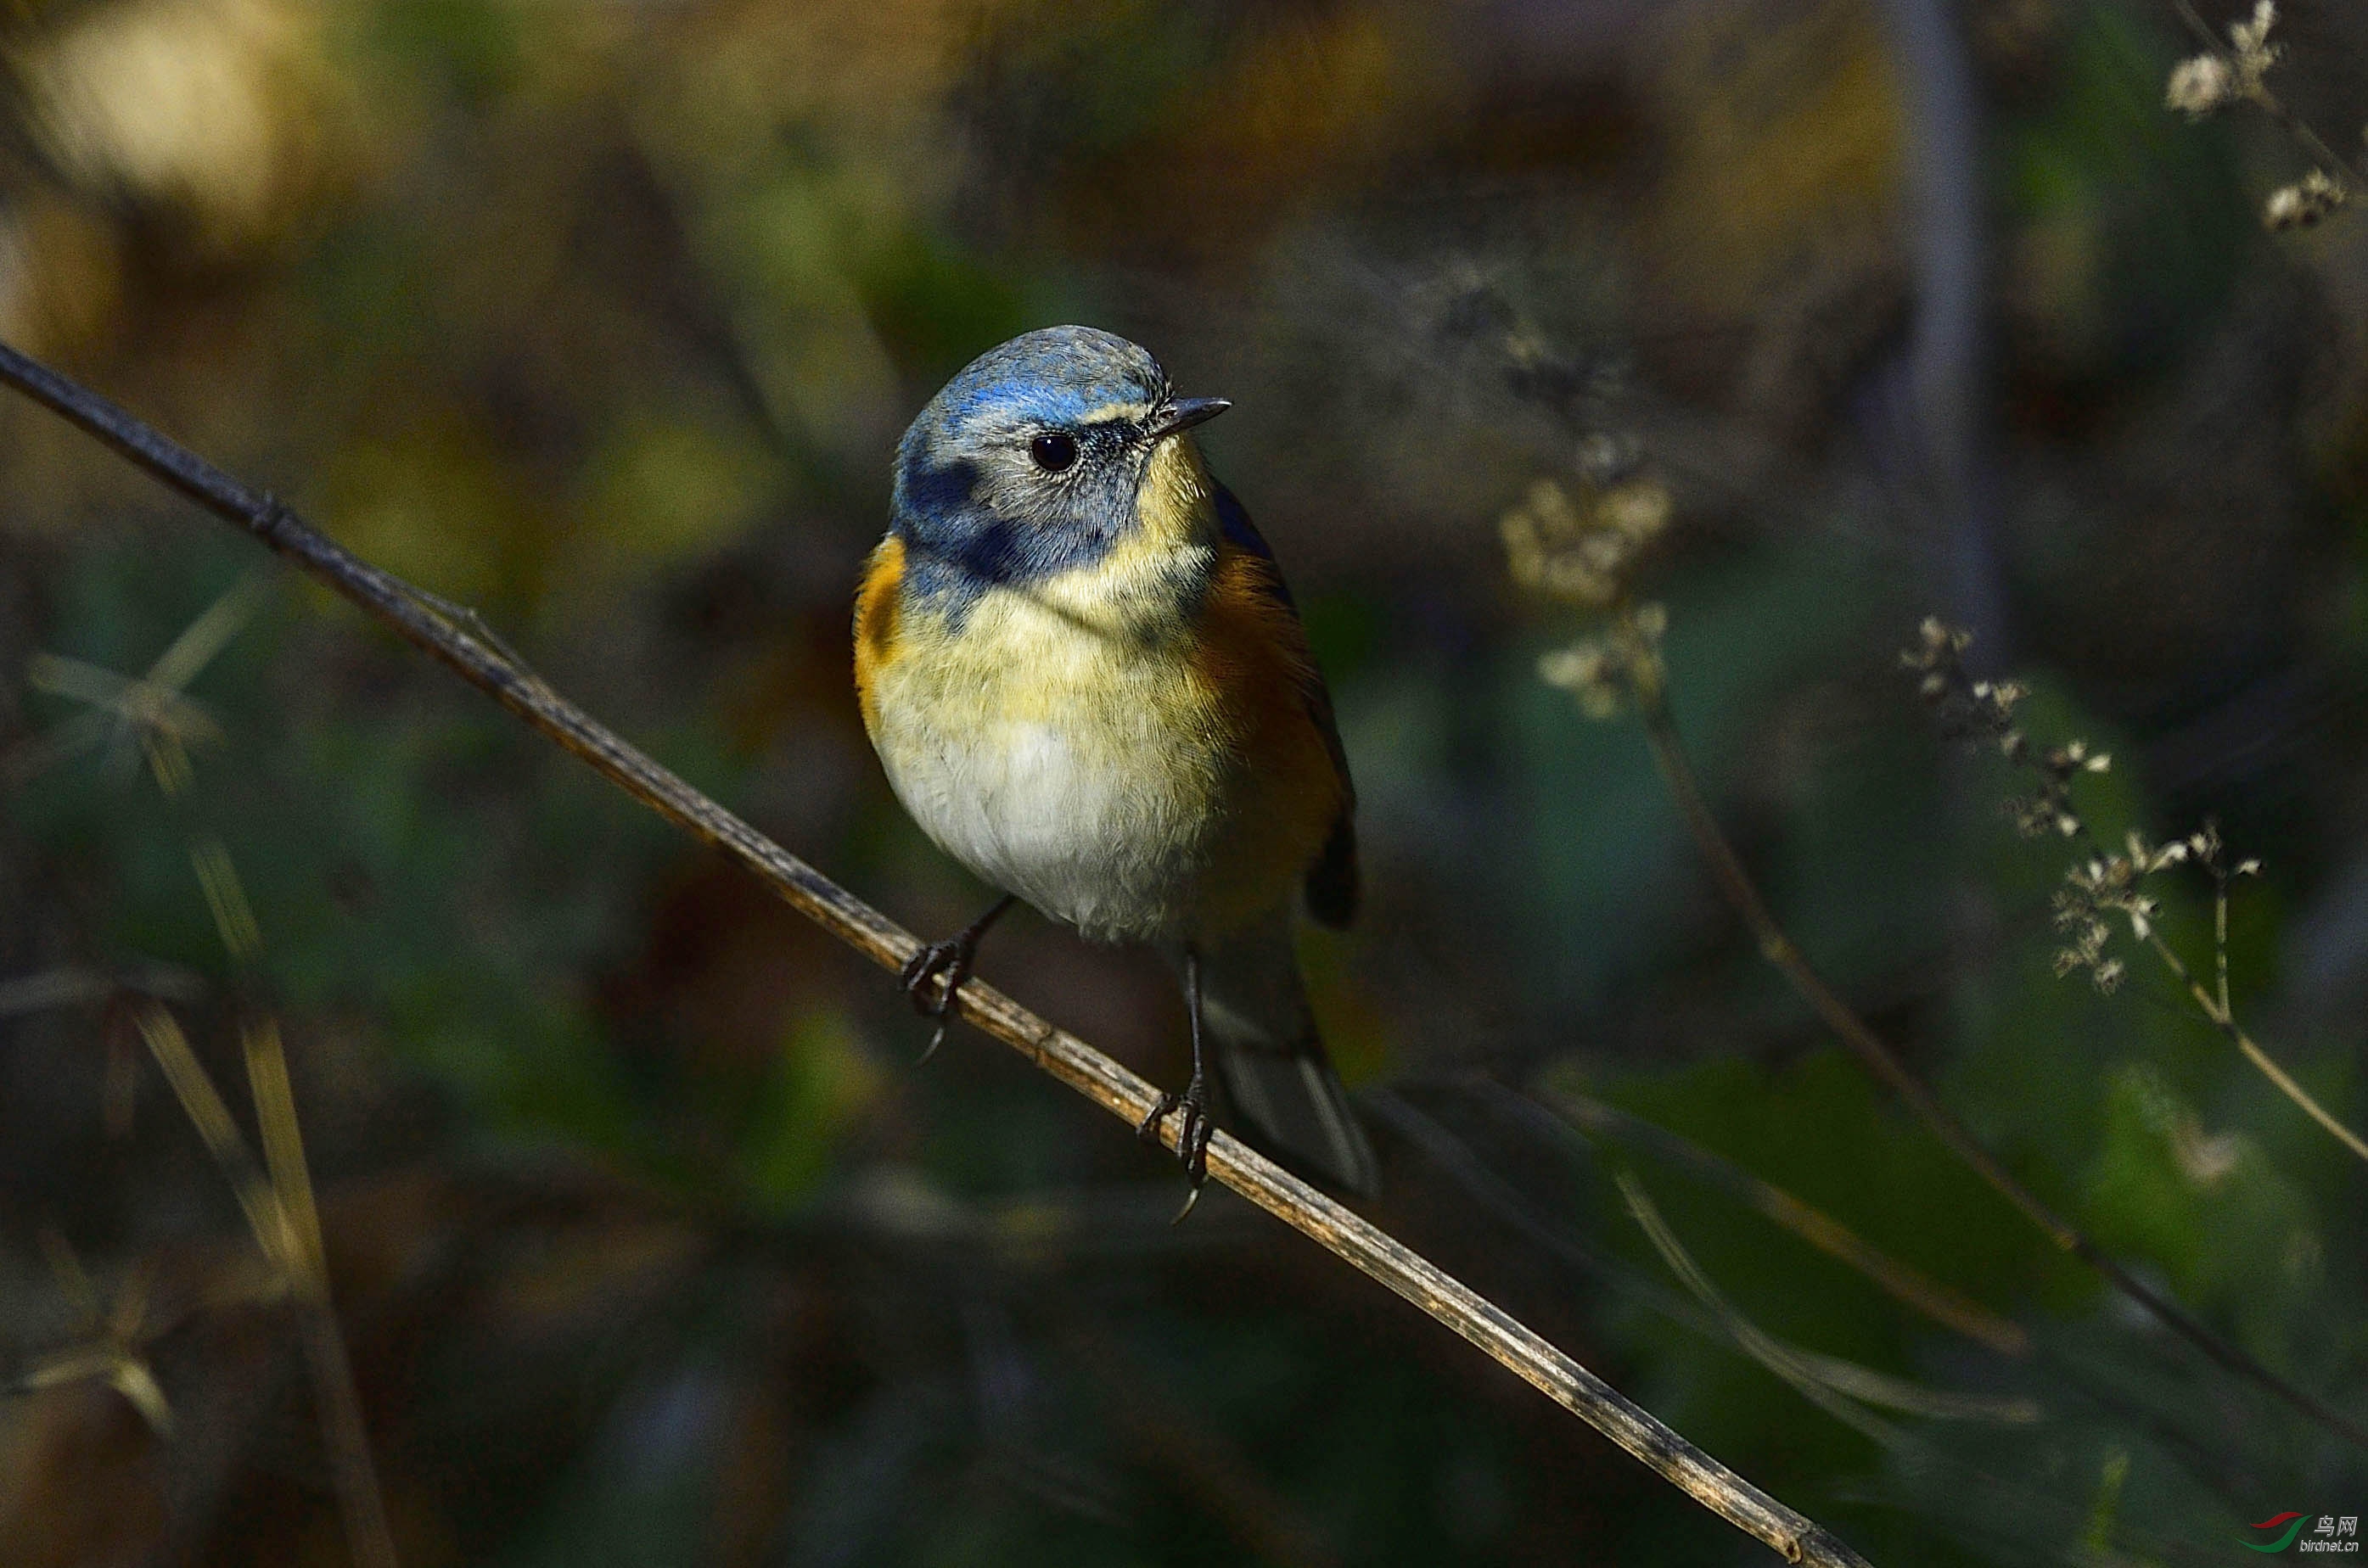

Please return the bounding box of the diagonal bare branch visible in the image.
[0,337,1876,1568]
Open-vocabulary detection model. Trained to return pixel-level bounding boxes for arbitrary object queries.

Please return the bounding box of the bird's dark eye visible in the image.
[1030,434,1079,473]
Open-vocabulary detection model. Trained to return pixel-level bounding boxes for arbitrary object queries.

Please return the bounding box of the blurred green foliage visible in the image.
[3,0,2366,1564]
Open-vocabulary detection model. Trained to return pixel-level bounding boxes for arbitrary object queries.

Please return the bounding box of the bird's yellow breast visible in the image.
[854,450,1342,942]
[855,528,1230,939]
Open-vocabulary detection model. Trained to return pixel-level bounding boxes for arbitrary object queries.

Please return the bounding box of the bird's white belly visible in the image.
[887,719,1207,939]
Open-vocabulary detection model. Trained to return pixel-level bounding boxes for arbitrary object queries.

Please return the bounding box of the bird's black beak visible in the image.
[1147,397,1231,441]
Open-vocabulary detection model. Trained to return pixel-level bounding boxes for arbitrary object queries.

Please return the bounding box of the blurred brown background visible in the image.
[3,0,2365,1562]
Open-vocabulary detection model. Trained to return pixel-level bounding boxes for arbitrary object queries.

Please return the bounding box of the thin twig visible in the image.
[2214,856,2232,1019]
[1620,610,2368,1453]
[2139,930,2368,1162]
[1618,1171,1901,1445]
[1616,1169,2040,1430]
[1376,1089,2037,1425]
[1366,1089,1756,1333]
[0,339,1875,1568]
[1530,1084,2029,1357]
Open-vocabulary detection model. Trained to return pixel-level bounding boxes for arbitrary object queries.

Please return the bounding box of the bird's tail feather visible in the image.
[1178,917,1380,1197]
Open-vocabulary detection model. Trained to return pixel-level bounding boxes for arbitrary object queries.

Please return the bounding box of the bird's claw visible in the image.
[1137,1079,1213,1217]
[901,934,979,1064]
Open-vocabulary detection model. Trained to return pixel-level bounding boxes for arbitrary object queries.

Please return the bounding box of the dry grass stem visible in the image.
[245,1011,398,1568]
[132,1001,398,1568]
[131,1004,291,1260]
[190,836,265,966]
[35,564,405,1567]
[244,1019,328,1282]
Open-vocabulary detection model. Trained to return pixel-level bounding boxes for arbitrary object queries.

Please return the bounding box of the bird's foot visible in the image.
[1136,1073,1213,1220]
[901,932,983,1064]
[900,895,1015,1062]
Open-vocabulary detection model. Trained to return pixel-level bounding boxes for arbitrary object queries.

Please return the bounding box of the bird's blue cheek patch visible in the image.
[895,449,990,622]
[901,449,979,525]
[895,445,1127,624]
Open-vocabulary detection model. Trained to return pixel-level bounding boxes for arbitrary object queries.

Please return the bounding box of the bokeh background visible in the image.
[3,0,2366,1562]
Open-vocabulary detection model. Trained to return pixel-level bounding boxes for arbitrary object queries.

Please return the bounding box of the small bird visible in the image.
[855,326,1379,1199]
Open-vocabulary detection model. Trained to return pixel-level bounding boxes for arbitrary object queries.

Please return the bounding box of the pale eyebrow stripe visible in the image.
[1072,400,1152,426]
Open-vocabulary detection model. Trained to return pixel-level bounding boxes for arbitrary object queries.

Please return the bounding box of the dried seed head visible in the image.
[1502,471,1672,608]
[2222,0,2286,102]
[2264,169,2345,230]
[2166,53,2234,117]
[1536,603,1668,720]
[2229,0,2279,68]
[1539,639,1624,719]
[1575,430,1641,485]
